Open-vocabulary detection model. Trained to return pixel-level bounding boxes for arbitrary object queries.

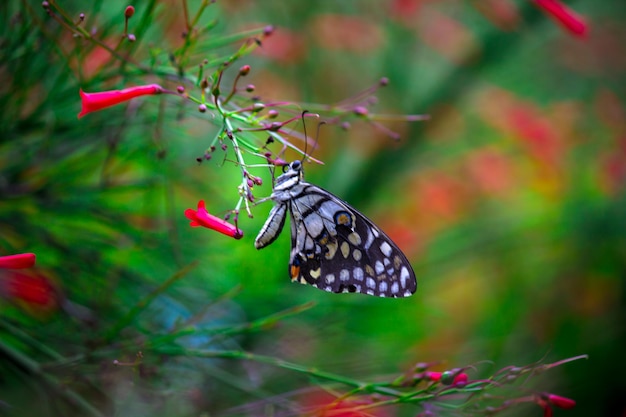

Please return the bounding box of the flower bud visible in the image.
[125,6,135,18]
[264,25,275,36]
[239,65,251,76]
[353,106,368,116]
[198,104,207,113]
[268,122,282,131]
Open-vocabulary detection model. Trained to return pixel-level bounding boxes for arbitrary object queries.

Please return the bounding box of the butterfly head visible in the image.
[285,160,303,176]
[274,160,304,191]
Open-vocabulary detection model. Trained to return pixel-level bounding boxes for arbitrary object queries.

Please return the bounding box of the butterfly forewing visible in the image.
[255,161,417,298]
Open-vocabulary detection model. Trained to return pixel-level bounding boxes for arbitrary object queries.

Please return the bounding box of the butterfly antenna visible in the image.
[300,110,310,164]
[313,120,326,158]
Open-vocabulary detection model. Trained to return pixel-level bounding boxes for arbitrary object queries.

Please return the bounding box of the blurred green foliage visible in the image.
[1,0,625,416]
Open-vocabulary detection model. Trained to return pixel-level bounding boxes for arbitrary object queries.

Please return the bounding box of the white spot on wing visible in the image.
[326,274,335,284]
[354,267,364,281]
[380,241,392,257]
[391,282,399,294]
[340,269,350,282]
[352,249,362,261]
[364,228,374,250]
[379,281,388,293]
[375,261,385,275]
[366,277,376,289]
[400,266,410,288]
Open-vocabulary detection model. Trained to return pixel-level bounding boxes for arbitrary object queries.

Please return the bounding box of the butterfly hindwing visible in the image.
[287,183,416,298]
[255,160,417,298]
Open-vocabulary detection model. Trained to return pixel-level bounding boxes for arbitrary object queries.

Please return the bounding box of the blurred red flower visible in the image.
[475,88,565,172]
[310,14,384,54]
[185,200,243,239]
[473,0,520,31]
[465,148,515,196]
[532,0,588,37]
[298,389,393,417]
[416,9,478,64]
[0,270,59,310]
[78,84,163,118]
[254,27,305,64]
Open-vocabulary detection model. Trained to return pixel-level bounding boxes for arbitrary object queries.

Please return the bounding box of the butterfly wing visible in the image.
[287,183,416,298]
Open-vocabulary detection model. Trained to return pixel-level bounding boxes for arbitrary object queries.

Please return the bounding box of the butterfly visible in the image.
[255,160,417,297]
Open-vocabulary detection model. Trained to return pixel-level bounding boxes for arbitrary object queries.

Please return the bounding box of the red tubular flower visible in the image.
[546,393,576,409]
[0,253,36,269]
[536,392,576,417]
[185,200,243,239]
[78,84,163,118]
[532,0,588,37]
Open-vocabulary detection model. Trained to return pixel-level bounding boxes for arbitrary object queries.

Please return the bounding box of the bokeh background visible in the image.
[1,1,625,416]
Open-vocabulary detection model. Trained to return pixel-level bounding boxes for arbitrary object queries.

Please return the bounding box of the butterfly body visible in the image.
[255,160,417,298]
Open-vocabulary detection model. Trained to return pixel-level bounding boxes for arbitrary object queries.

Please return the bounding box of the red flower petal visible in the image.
[453,372,469,385]
[424,371,442,381]
[533,0,588,37]
[78,84,163,118]
[185,200,243,239]
[0,253,36,269]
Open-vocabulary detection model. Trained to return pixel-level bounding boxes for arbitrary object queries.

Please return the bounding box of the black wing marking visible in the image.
[288,184,417,298]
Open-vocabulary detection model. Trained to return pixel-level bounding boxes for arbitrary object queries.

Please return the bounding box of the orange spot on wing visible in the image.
[290,264,300,281]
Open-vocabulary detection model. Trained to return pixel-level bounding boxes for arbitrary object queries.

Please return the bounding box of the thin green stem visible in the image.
[151,347,406,399]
